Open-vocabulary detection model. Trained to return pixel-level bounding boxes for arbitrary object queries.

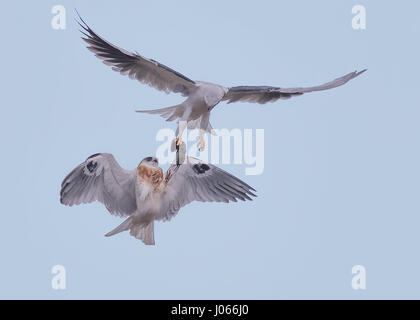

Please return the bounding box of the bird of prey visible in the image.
[78,15,366,151]
[60,153,256,245]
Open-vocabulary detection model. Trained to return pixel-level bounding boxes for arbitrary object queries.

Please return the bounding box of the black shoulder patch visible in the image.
[192,163,211,174]
[86,161,98,173]
[87,153,101,160]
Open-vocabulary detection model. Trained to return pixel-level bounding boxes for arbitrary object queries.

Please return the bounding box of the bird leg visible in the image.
[197,130,206,151]
[176,121,188,146]
[175,137,183,146]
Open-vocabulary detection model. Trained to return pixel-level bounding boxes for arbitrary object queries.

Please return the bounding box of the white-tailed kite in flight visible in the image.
[78,15,366,151]
[60,153,256,245]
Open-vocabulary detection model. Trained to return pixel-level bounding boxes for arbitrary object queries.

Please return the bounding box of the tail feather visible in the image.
[105,217,155,246]
[136,104,185,122]
[105,216,132,237]
[130,221,155,245]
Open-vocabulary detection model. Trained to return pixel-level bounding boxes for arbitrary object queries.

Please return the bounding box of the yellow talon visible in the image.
[198,136,205,151]
[175,137,183,146]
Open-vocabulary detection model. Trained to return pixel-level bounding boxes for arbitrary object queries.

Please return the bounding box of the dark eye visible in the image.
[153,159,158,163]
[144,157,153,162]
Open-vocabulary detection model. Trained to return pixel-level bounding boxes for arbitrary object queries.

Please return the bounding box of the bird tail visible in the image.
[105,216,133,237]
[105,217,155,245]
[136,104,185,122]
[129,221,155,245]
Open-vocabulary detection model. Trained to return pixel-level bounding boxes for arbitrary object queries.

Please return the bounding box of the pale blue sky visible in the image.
[1,0,419,299]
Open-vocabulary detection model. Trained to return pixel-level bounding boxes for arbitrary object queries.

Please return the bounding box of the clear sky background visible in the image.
[0,0,419,299]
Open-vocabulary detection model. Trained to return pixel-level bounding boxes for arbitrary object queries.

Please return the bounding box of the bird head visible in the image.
[139,156,159,168]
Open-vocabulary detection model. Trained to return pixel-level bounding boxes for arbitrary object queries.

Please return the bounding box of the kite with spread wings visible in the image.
[60,153,256,245]
[77,15,366,151]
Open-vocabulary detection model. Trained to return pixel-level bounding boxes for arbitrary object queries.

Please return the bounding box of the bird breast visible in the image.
[137,165,163,186]
[135,165,165,218]
[195,81,228,107]
[136,165,164,199]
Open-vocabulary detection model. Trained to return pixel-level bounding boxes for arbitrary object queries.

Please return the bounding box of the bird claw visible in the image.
[197,137,205,152]
[175,137,183,146]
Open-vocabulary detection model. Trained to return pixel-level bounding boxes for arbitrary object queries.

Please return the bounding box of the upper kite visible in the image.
[77,14,366,150]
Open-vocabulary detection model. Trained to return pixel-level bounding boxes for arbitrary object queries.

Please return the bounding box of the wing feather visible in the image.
[77,14,197,97]
[156,157,256,221]
[60,153,137,217]
[222,70,366,104]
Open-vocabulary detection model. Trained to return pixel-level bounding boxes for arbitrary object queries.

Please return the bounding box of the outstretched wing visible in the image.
[222,70,366,104]
[156,157,256,221]
[77,15,197,97]
[60,153,137,217]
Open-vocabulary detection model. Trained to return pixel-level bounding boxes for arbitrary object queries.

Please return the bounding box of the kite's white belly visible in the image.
[134,181,162,223]
[186,82,227,119]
